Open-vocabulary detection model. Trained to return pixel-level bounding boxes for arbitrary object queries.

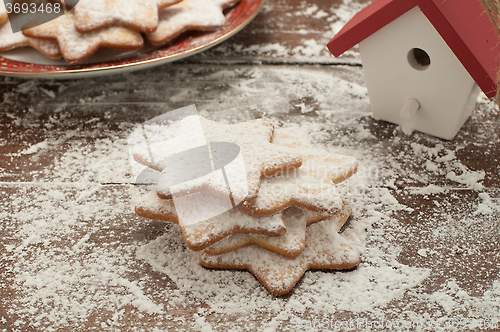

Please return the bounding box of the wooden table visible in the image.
[1,0,499,331]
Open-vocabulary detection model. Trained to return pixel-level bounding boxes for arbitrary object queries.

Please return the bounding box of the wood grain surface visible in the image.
[1,0,499,331]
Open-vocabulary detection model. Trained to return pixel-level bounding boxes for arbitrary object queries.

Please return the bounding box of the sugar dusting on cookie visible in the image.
[0,22,61,58]
[200,207,359,295]
[22,12,144,63]
[147,0,241,45]
[241,127,356,216]
[135,190,288,250]
[73,0,160,33]
[1,34,500,331]
[203,207,337,258]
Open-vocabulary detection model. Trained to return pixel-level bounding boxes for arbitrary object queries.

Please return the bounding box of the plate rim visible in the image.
[0,0,266,79]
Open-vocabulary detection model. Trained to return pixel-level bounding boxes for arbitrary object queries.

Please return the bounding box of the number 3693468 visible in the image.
[5,2,62,14]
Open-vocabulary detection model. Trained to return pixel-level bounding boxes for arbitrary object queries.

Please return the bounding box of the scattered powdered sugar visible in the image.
[201,0,368,63]
[137,220,429,313]
[474,193,500,215]
[23,11,143,63]
[446,164,485,190]
[1,59,499,330]
[291,39,329,58]
[410,184,446,195]
[18,139,49,155]
[2,185,165,330]
[328,0,367,36]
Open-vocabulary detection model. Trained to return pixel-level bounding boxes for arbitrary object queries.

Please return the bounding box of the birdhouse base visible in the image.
[369,84,480,140]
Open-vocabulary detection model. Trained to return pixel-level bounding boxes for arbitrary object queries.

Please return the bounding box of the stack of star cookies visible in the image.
[0,0,240,63]
[135,116,361,295]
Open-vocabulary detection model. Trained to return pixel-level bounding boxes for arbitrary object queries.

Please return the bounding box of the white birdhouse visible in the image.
[328,0,500,140]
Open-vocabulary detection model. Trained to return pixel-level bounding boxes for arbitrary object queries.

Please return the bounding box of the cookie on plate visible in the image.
[22,11,144,63]
[73,0,181,33]
[0,21,62,58]
[146,0,241,46]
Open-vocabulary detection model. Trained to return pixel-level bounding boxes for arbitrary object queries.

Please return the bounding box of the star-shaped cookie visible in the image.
[241,128,358,216]
[22,11,144,63]
[200,216,360,296]
[135,190,287,251]
[137,116,302,204]
[73,0,181,33]
[0,21,61,58]
[196,117,302,202]
[146,0,241,46]
[204,202,352,258]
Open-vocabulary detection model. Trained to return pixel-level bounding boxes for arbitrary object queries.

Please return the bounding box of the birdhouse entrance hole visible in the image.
[407,48,430,70]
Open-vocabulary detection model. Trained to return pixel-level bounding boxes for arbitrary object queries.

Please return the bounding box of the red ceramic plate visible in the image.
[0,0,265,79]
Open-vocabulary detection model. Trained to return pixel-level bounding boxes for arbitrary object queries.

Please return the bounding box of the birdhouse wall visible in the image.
[359,6,479,140]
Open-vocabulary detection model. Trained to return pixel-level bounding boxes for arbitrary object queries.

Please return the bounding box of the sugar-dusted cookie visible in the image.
[200,216,360,296]
[135,191,287,251]
[135,190,178,222]
[242,128,358,216]
[137,116,302,204]
[146,0,241,46]
[73,0,181,33]
[22,11,143,63]
[0,21,62,59]
[204,202,352,258]
[193,116,302,202]
[270,128,358,183]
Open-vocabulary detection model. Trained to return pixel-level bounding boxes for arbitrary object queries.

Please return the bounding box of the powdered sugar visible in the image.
[196,116,302,201]
[147,0,240,46]
[1,58,499,330]
[135,190,287,251]
[0,21,61,58]
[204,206,344,258]
[74,0,160,33]
[18,139,49,155]
[242,127,356,216]
[474,193,500,215]
[200,215,360,296]
[203,0,368,63]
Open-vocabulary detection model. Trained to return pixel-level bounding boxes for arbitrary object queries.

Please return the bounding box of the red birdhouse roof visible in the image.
[327,0,500,98]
